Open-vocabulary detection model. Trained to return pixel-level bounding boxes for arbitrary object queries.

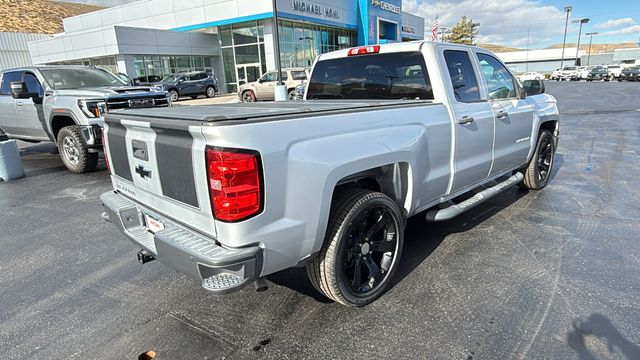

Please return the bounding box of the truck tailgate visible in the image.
[104,115,216,238]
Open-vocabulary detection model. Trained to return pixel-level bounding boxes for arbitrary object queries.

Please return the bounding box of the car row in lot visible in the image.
[548,64,640,82]
[116,71,220,100]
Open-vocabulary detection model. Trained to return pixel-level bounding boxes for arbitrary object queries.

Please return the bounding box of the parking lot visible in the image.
[1,81,639,359]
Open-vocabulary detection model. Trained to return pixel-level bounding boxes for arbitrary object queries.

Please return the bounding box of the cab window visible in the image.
[476,53,517,100]
[443,50,481,102]
[306,52,433,100]
[0,71,22,95]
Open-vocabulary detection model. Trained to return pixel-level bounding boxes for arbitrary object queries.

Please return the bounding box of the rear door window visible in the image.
[291,71,307,80]
[443,50,481,102]
[0,71,22,95]
[306,52,433,100]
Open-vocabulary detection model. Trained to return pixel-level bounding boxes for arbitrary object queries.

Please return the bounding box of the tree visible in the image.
[442,16,480,45]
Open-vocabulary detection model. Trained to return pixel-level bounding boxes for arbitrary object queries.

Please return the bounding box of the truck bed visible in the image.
[108,100,436,124]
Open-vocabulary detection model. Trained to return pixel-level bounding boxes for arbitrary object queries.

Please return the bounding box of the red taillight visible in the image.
[205,147,262,222]
[347,45,380,56]
[101,127,110,172]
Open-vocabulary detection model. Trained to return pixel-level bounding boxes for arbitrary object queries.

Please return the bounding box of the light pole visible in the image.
[560,6,572,69]
[572,18,590,66]
[585,32,598,65]
[271,0,287,101]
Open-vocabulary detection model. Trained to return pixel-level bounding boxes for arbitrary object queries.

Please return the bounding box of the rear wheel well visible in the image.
[333,163,411,216]
[51,115,77,140]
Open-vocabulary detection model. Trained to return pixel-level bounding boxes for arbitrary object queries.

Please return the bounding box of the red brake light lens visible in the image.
[205,147,262,222]
[348,45,380,56]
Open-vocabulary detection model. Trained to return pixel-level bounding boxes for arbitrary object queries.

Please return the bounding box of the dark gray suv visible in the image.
[154,72,219,101]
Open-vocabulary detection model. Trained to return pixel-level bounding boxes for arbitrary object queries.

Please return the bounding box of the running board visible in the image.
[426,172,524,222]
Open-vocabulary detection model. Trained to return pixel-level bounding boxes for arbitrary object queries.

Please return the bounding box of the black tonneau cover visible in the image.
[107,100,434,124]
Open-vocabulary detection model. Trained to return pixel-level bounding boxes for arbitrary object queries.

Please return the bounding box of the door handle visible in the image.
[496,110,508,119]
[16,102,23,107]
[458,116,474,125]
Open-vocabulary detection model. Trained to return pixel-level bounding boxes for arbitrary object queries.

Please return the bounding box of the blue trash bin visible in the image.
[0,139,25,181]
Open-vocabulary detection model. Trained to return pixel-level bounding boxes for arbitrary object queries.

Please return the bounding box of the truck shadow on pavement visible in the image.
[269,155,565,302]
[268,187,531,303]
[567,313,640,360]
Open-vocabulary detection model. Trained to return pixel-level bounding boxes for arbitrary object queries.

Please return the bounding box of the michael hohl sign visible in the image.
[291,1,339,19]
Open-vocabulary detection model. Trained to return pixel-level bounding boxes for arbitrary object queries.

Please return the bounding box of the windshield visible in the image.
[161,74,183,82]
[40,67,127,90]
[306,52,434,100]
[563,67,576,70]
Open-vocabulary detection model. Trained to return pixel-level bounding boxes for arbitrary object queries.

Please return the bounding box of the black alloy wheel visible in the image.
[338,205,399,296]
[306,189,404,306]
[520,129,555,190]
[536,132,554,185]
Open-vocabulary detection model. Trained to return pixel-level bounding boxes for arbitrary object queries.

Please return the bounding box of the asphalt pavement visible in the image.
[1,81,639,359]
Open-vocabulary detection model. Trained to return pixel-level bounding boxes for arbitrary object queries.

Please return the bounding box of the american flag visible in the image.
[431,15,440,41]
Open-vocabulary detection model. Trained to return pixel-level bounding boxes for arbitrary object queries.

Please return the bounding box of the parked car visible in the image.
[619,66,640,81]
[154,72,219,102]
[606,64,623,80]
[0,65,169,173]
[578,66,593,80]
[238,68,310,102]
[550,68,561,80]
[586,66,610,81]
[517,72,544,81]
[556,66,578,81]
[101,42,559,306]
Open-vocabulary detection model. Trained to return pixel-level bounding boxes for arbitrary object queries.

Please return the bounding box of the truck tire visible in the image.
[57,125,98,173]
[306,189,404,306]
[205,86,216,98]
[520,129,555,190]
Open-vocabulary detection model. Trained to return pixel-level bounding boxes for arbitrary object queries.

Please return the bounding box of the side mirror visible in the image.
[522,79,545,96]
[10,81,40,101]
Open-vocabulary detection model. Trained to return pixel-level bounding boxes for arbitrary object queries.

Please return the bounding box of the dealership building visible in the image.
[27,0,425,93]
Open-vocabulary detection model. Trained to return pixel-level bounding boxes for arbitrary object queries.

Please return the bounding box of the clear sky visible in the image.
[65,0,640,49]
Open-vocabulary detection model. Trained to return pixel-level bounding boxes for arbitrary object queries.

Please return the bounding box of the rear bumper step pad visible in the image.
[100,191,262,294]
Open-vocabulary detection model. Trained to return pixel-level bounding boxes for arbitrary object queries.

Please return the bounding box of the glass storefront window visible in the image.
[276,21,356,69]
[219,20,267,93]
[235,45,260,65]
[132,55,216,80]
[233,23,258,45]
[220,26,232,46]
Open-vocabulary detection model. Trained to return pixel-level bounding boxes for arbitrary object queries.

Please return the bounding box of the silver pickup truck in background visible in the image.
[101,42,559,306]
[0,66,170,173]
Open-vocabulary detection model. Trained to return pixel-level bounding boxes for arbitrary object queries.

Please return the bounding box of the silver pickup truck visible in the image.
[101,42,559,306]
[0,65,169,173]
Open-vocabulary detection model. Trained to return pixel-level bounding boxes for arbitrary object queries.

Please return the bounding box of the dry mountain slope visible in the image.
[0,0,103,34]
